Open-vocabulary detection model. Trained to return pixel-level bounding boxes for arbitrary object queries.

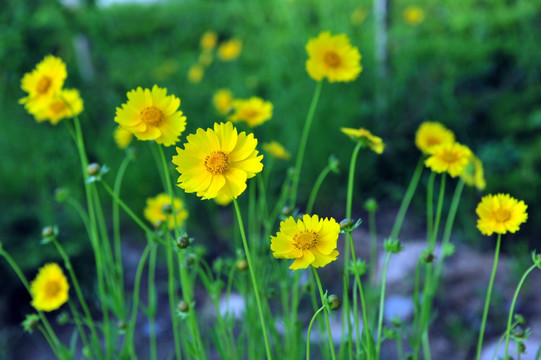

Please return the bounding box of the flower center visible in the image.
[44,281,60,298]
[37,76,52,94]
[441,151,459,164]
[494,208,511,223]
[292,231,318,250]
[50,99,67,114]
[141,106,163,126]
[324,51,341,67]
[205,151,229,175]
[241,108,260,120]
[426,136,440,147]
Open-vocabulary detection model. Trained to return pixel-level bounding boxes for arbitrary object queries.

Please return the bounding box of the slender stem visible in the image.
[65,197,91,236]
[37,325,62,359]
[306,305,326,360]
[312,268,337,360]
[306,165,332,214]
[368,208,378,286]
[68,299,90,354]
[290,81,323,208]
[376,252,392,358]
[346,142,363,219]
[475,233,502,360]
[166,240,182,360]
[426,172,436,242]
[232,198,273,360]
[148,243,158,360]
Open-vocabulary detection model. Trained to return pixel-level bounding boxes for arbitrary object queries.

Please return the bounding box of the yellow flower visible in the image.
[351,7,368,26]
[30,263,69,312]
[218,38,242,61]
[115,85,186,147]
[415,121,455,155]
[462,154,486,190]
[200,31,218,51]
[213,88,234,116]
[144,193,188,230]
[114,126,133,150]
[341,127,385,154]
[172,122,263,200]
[271,214,340,270]
[403,6,425,25]
[32,89,84,125]
[476,194,527,236]
[262,141,291,160]
[229,97,273,127]
[425,142,472,177]
[20,55,67,112]
[188,64,204,84]
[305,31,362,83]
[198,51,214,67]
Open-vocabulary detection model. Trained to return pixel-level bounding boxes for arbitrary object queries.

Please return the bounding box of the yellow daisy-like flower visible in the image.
[200,31,218,51]
[403,6,425,25]
[32,89,84,125]
[218,38,242,61]
[415,121,455,155]
[213,88,234,116]
[229,97,273,128]
[462,154,486,190]
[188,64,204,84]
[262,141,291,160]
[341,127,385,154]
[425,142,472,177]
[305,31,362,83]
[476,194,527,236]
[115,85,186,147]
[144,193,188,230]
[271,214,340,270]
[172,122,263,200]
[30,263,69,312]
[20,55,67,112]
[114,126,133,150]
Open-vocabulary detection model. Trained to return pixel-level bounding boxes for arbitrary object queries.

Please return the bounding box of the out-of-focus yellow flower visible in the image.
[425,142,472,177]
[115,85,186,147]
[262,141,291,160]
[200,31,218,51]
[351,6,368,26]
[306,31,362,83]
[32,89,84,125]
[172,122,263,200]
[476,194,527,236]
[403,6,425,25]
[114,126,133,150]
[198,51,214,67]
[188,64,204,84]
[271,214,340,270]
[30,263,69,312]
[218,38,242,61]
[462,154,486,190]
[213,88,234,116]
[415,121,455,155]
[341,127,385,154]
[144,193,188,230]
[229,97,273,128]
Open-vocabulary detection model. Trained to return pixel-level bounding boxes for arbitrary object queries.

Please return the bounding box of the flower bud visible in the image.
[22,314,40,333]
[185,254,196,266]
[340,218,355,231]
[117,320,127,332]
[177,300,189,313]
[86,163,101,176]
[41,226,55,239]
[328,154,340,173]
[422,251,435,264]
[161,203,173,215]
[327,295,341,311]
[281,206,294,217]
[176,236,190,249]
[54,187,69,202]
[236,259,248,271]
[364,198,378,212]
[384,238,403,254]
[56,311,69,325]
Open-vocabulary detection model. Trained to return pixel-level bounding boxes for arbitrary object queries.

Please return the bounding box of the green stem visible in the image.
[68,299,90,354]
[148,243,158,360]
[166,241,183,360]
[312,268,337,360]
[306,165,332,214]
[232,198,273,360]
[65,197,91,236]
[376,252,392,358]
[346,142,363,219]
[290,81,323,208]
[306,305,327,360]
[475,233,502,360]
[368,209,378,286]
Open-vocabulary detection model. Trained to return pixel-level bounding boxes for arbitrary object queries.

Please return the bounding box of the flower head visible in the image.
[114,126,133,150]
[476,194,527,236]
[425,142,472,177]
[262,141,291,160]
[20,55,67,112]
[172,122,263,200]
[229,97,273,127]
[462,154,486,190]
[187,64,204,84]
[306,31,362,82]
[213,88,234,116]
[200,31,218,51]
[144,193,188,230]
[115,85,186,147]
[30,263,69,312]
[271,214,340,270]
[341,127,385,154]
[415,121,455,154]
[403,6,425,25]
[32,89,84,125]
[218,38,242,61]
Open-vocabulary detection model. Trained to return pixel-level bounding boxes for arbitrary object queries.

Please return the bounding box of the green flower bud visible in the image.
[236,259,248,271]
[54,187,69,202]
[422,251,435,264]
[177,300,189,313]
[22,314,40,333]
[281,206,294,217]
[176,236,190,249]
[327,294,341,311]
[364,198,378,212]
[86,163,101,176]
[56,311,69,325]
[384,238,403,254]
[161,203,173,215]
[340,218,362,233]
[328,154,340,173]
[41,226,55,239]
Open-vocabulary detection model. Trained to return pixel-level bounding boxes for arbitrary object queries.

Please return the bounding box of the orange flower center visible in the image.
[240,108,260,120]
[324,51,341,67]
[441,150,459,164]
[292,231,318,250]
[141,106,163,126]
[425,136,441,147]
[494,208,511,223]
[205,151,229,175]
[37,76,52,94]
[50,99,67,114]
[44,280,61,298]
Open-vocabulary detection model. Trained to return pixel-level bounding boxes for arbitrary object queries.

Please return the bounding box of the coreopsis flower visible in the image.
[114,85,186,147]
[462,154,486,190]
[229,97,273,127]
[262,141,291,160]
[20,55,67,113]
[187,64,204,84]
[218,38,242,61]
[213,88,234,115]
[425,142,472,177]
[32,89,84,125]
[476,194,527,236]
[403,6,425,25]
[200,31,218,51]
[271,214,340,270]
[415,121,455,154]
[305,31,362,82]
[113,126,133,150]
[144,193,188,230]
[172,122,263,200]
[341,127,385,154]
[30,263,69,312]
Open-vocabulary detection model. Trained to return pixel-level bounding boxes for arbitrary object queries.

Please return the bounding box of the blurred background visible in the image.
[1,0,540,358]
